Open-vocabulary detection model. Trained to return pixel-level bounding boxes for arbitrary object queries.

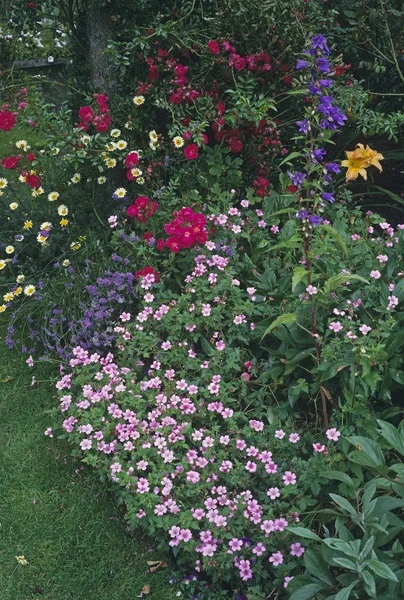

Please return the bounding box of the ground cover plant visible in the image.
[1,1,404,600]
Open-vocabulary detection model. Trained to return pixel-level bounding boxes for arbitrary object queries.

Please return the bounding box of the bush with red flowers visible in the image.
[126,196,159,222]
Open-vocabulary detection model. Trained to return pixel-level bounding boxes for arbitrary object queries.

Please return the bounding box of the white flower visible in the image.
[133,95,145,105]
[47,55,54,63]
[173,136,184,148]
[48,191,59,202]
[58,205,68,216]
[24,285,36,296]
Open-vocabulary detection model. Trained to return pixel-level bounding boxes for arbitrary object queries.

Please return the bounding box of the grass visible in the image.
[0,323,176,600]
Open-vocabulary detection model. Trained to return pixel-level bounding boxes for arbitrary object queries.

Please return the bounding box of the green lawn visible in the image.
[0,326,175,600]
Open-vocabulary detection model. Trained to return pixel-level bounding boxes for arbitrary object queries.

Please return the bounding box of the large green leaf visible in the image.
[376,420,404,455]
[345,436,385,466]
[366,559,398,582]
[289,583,327,600]
[287,527,321,541]
[321,471,355,488]
[335,580,359,600]
[303,550,334,586]
[292,266,308,291]
[261,312,296,339]
[318,224,347,257]
[324,273,369,295]
[329,494,357,517]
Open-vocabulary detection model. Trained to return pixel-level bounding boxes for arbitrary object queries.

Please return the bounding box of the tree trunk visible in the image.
[85,0,118,95]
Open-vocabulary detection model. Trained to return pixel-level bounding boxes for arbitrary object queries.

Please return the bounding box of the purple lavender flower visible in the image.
[296,59,308,69]
[326,162,341,174]
[309,215,323,226]
[287,171,306,187]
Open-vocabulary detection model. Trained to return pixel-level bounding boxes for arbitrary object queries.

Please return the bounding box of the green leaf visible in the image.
[278,151,304,166]
[324,273,369,295]
[323,539,358,558]
[376,420,404,455]
[318,225,347,257]
[362,571,376,596]
[329,494,358,517]
[366,559,398,582]
[292,266,308,291]
[319,360,354,382]
[303,550,334,586]
[322,471,355,488]
[287,527,321,541]
[200,336,213,356]
[261,312,296,339]
[345,436,385,466]
[333,557,357,570]
[289,583,327,600]
[335,580,359,600]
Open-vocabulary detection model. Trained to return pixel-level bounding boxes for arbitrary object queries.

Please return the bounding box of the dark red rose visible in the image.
[26,174,41,188]
[208,40,220,55]
[78,106,94,123]
[184,144,199,160]
[0,110,16,131]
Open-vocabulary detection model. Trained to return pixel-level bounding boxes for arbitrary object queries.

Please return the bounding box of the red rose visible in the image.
[287,185,298,193]
[184,144,199,160]
[157,239,165,251]
[208,40,220,55]
[2,156,19,169]
[143,232,154,241]
[0,110,16,131]
[135,266,160,282]
[165,236,182,253]
[126,204,138,218]
[125,152,139,168]
[27,153,36,161]
[95,113,111,133]
[26,174,41,188]
[78,106,94,123]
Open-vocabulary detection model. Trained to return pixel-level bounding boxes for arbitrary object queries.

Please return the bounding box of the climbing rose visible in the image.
[208,40,220,54]
[184,144,199,160]
[0,110,16,131]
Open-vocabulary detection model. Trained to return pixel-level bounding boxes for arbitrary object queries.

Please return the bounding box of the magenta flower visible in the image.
[282,471,297,485]
[275,429,286,439]
[269,551,283,566]
[359,324,372,335]
[370,270,381,279]
[289,433,300,443]
[267,487,280,499]
[329,321,343,333]
[290,542,305,557]
[326,427,341,441]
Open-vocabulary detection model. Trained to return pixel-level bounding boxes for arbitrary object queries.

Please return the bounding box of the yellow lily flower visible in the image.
[341,143,384,181]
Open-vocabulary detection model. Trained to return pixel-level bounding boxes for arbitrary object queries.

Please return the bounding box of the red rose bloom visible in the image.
[78,106,94,123]
[135,266,160,283]
[184,144,199,160]
[26,174,41,188]
[0,110,16,131]
[208,40,220,54]
[125,152,139,168]
[156,239,165,251]
[2,156,20,169]
[27,153,36,161]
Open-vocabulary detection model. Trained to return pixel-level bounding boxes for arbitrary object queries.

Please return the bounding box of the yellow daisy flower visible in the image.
[19,175,26,183]
[14,286,22,296]
[136,176,145,185]
[70,241,81,251]
[114,188,127,198]
[5,245,14,254]
[41,222,52,230]
[149,130,158,142]
[0,305,7,313]
[3,292,13,302]
[0,260,7,270]
[173,136,184,148]
[133,95,145,105]
[62,259,70,267]
[106,142,117,151]
[105,158,117,168]
[16,274,25,283]
[24,285,36,296]
[16,140,27,148]
[110,129,121,138]
[97,176,106,184]
[9,202,18,210]
[0,177,8,189]
[24,221,33,229]
[130,168,142,178]
[116,140,128,150]
[60,218,69,227]
[71,173,81,183]
[48,191,59,202]
[57,205,68,216]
